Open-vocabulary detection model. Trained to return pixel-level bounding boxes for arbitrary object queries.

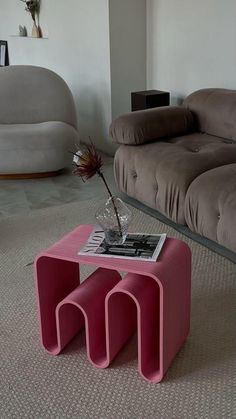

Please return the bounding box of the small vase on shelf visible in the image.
[19,25,28,37]
[32,22,42,38]
[95,196,132,245]
[20,0,42,38]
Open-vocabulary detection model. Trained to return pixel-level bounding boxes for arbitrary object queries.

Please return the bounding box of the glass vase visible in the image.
[95,196,132,245]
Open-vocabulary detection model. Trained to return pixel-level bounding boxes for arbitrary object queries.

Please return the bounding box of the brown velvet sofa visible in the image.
[110,88,236,253]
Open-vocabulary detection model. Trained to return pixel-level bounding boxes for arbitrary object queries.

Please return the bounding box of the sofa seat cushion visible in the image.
[114,132,236,224]
[0,122,78,174]
[185,164,236,252]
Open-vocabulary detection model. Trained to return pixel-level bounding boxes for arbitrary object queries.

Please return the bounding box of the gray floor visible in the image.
[0,155,117,218]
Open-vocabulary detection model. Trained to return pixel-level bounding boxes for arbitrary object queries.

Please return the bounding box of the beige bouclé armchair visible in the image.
[0,65,79,178]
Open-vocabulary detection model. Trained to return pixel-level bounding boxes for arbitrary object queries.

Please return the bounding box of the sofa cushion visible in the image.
[183,88,236,142]
[0,122,78,174]
[185,164,236,252]
[114,132,236,224]
[110,106,194,145]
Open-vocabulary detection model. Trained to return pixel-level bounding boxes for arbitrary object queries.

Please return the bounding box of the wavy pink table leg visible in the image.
[35,257,80,353]
[35,224,191,383]
[35,264,121,356]
[106,273,160,382]
[56,268,121,364]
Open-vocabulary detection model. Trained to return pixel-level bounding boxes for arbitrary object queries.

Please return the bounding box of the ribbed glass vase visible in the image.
[95,197,132,245]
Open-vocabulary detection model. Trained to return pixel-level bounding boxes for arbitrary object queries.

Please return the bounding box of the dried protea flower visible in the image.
[72,141,122,236]
[20,0,40,23]
[73,143,103,181]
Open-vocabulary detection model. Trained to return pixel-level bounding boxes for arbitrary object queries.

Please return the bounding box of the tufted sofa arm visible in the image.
[110,106,195,146]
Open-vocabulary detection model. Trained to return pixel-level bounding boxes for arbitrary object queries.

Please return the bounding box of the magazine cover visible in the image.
[78,227,166,262]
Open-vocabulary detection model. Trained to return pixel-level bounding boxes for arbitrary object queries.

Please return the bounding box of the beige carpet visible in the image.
[0,199,236,419]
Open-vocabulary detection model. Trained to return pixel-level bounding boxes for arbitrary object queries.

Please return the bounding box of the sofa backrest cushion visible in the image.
[0,65,77,128]
[183,88,236,142]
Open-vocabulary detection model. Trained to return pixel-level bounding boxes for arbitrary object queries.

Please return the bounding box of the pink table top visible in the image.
[36,224,185,285]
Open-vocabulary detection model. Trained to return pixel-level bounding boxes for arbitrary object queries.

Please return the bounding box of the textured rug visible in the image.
[0,199,236,419]
[122,194,236,264]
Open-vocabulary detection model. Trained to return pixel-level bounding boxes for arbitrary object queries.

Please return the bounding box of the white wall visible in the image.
[109,0,146,118]
[2,0,235,152]
[147,0,236,104]
[0,0,147,155]
[0,0,115,154]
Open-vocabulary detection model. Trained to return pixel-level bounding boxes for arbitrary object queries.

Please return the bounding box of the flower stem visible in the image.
[98,171,122,237]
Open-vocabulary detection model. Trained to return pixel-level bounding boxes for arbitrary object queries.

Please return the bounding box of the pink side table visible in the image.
[34,224,191,383]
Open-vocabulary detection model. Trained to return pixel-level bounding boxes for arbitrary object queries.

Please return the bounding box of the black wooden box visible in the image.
[131,90,170,111]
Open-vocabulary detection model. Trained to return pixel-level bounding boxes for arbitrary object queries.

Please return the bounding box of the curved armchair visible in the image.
[0,65,79,178]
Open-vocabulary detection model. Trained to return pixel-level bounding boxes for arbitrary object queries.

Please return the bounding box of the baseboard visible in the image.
[0,169,64,180]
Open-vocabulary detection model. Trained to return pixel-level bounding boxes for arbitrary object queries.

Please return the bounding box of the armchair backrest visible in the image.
[183,88,236,142]
[0,65,77,128]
